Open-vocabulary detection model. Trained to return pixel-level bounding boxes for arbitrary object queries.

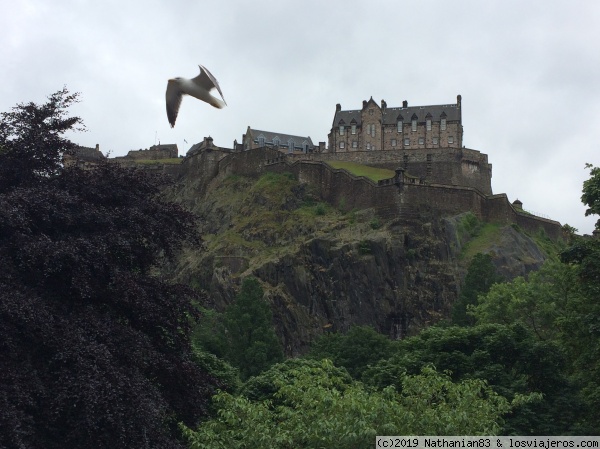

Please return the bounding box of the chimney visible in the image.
[457,94,462,107]
[402,100,408,108]
[381,99,387,110]
[362,100,368,109]
[336,103,341,113]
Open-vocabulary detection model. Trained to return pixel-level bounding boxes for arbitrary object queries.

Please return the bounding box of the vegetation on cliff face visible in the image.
[163,164,566,355]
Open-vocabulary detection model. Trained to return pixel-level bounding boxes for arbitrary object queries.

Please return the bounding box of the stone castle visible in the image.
[71,95,562,239]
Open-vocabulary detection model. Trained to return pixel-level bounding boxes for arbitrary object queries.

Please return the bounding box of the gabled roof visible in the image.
[383,104,460,125]
[333,101,461,126]
[248,128,314,148]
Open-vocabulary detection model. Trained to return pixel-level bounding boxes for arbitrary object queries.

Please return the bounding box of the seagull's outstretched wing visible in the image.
[193,64,227,105]
[166,80,183,128]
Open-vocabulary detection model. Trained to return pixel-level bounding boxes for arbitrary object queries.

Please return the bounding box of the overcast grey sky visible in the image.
[2,0,599,234]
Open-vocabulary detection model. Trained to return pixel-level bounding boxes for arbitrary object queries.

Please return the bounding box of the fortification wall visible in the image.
[288,147,492,195]
[182,147,561,239]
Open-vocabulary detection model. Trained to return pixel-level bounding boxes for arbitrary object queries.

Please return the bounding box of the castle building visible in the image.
[242,126,315,153]
[328,96,463,152]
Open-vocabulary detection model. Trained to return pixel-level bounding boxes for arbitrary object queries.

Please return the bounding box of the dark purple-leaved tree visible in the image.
[0,88,217,448]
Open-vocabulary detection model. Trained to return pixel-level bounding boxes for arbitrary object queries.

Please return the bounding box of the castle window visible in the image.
[426,119,432,131]
[366,124,376,137]
[397,120,403,133]
[351,124,356,134]
[391,139,397,147]
[432,137,439,145]
[411,119,417,132]
[418,137,424,145]
[339,141,345,149]
[404,138,410,146]
[448,136,454,144]
[441,118,447,130]
[352,141,358,148]
[339,125,345,135]
[366,143,371,150]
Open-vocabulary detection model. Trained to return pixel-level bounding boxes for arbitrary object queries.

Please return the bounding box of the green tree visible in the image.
[362,324,580,435]
[452,253,503,326]
[581,163,600,230]
[181,359,516,448]
[223,277,283,379]
[470,260,576,341]
[0,90,217,448]
[308,325,394,378]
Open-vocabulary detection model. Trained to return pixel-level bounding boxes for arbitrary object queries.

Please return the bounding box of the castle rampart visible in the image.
[286,147,493,195]
[182,146,561,240]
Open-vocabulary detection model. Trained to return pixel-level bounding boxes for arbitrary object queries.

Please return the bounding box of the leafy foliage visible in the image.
[192,278,284,383]
[0,89,217,448]
[0,87,83,190]
[581,163,600,230]
[308,325,394,378]
[181,359,514,448]
[362,324,579,435]
[452,253,504,326]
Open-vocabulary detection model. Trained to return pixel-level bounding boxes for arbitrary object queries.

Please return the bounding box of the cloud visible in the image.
[1,0,599,233]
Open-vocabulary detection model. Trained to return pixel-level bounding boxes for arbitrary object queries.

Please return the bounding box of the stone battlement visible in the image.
[182,146,562,240]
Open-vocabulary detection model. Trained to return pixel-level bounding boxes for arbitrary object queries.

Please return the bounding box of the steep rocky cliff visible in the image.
[163,170,558,356]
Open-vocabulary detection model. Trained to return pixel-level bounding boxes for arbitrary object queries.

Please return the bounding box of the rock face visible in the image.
[164,170,556,356]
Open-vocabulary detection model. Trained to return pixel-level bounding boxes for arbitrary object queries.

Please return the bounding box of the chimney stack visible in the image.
[402,100,408,108]
[336,103,341,113]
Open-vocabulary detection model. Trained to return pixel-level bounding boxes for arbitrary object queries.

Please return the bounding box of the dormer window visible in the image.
[273,137,280,147]
[288,140,295,152]
[440,113,447,130]
[351,124,357,134]
[258,135,265,146]
[411,114,418,132]
[426,118,432,131]
[397,120,403,133]
[339,125,345,135]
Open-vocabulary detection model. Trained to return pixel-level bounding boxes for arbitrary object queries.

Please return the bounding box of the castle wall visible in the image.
[288,147,493,195]
[182,147,561,240]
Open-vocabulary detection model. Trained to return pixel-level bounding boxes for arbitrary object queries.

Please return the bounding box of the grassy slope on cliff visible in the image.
[325,161,395,181]
[168,171,388,284]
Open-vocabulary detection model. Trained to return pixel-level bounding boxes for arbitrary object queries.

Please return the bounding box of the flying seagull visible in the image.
[166,64,227,127]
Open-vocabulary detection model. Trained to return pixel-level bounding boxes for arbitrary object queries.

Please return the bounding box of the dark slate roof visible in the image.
[73,146,105,161]
[333,102,461,127]
[250,129,314,148]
